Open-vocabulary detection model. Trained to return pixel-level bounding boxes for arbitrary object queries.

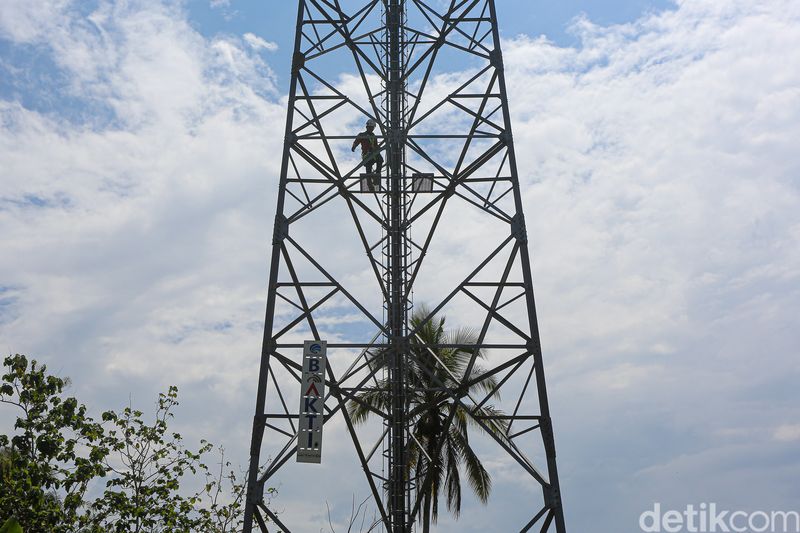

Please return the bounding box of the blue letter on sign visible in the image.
[304,397,318,413]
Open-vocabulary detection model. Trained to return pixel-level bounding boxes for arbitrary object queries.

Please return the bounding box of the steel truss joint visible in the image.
[292,51,305,73]
[273,215,289,244]
[511,212,528,243]
[490,48,504,70]
[544,483,561,509]
[540,416,556,456]
[264,338,277,354]
[247,478,267,507]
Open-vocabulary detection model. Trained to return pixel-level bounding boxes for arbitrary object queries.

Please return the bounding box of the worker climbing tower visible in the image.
[243,1,567,532]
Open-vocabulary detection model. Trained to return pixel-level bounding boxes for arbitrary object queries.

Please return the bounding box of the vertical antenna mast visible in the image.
[386,1,408,530]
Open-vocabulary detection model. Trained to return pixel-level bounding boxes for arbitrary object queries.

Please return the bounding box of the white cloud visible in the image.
[774,424,800,442]
[0,0,284,412]
[502,0,800,363]
[243,32,278,52]
[496,2,800,528]
[0,1,67,43]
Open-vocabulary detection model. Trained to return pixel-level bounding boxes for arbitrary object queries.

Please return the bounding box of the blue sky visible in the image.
[187,0,675,90]
[0,0,677,120]
[2,0,800,532]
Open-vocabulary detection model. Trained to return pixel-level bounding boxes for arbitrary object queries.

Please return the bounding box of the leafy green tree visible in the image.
[1,355,266,532]
[90,388,256,533]
[194,446,259,533]
[348,308,507,532]
[0,354,108,532]
[86,386,213,532]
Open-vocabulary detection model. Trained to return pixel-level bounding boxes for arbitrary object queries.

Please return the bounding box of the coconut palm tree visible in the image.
[348,306,507,532]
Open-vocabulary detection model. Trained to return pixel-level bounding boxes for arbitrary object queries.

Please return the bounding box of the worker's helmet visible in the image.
[366,118,377,129]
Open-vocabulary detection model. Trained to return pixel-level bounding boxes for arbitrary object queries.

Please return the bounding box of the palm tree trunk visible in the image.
[423,492,431,533]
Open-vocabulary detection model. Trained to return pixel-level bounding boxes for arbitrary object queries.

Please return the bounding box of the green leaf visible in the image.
[0,517,23,533]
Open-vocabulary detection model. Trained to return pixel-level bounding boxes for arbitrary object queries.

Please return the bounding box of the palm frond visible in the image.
[346,382,390,425]
[464,363,502,399]
[444,439,462,517]
[449,425,491,504]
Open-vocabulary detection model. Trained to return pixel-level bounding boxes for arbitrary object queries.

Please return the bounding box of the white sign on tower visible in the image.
[297,340,327,464]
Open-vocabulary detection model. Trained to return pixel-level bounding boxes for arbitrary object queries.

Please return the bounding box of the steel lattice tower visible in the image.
[243,1,566,532]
